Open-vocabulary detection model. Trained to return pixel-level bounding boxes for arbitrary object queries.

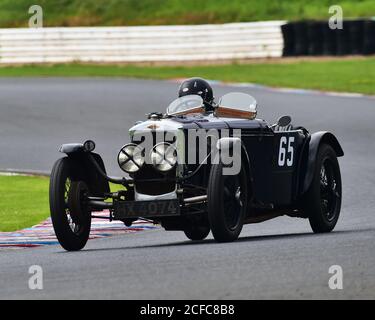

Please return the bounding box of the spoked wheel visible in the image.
[50,157,91,251]
[304,144,342,233]
[208,163,248,242]
[320,159,341,222]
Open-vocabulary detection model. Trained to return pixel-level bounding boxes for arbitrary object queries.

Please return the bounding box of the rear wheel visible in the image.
[304,144,342,233]
[49,157,91,251]
[208,163,247,242]
[184,224,210,241]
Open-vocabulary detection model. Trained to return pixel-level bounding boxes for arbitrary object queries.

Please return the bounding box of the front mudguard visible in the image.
[215,137,254,200]
[300,131,344,195]
[59,144,110,196]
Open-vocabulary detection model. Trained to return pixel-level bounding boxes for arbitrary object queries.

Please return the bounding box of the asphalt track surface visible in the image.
[0,78,374,299]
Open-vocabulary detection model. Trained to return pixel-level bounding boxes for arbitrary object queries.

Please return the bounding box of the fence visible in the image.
[0,21,285,64]
[282,19,375,56]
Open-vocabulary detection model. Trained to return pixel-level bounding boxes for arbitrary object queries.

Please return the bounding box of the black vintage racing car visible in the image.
[50,90,343,251]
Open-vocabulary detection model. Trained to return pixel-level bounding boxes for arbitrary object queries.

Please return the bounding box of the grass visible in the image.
[0,0,374,27]
[0,175,125,232]
[0,175,49,232]
[0,57,374,94]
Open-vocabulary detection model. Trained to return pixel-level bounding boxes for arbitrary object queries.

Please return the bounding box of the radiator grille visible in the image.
[134,165,176,195]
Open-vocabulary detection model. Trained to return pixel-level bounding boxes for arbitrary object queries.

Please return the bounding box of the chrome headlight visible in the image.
[118,144,144,173]
[151,142,177,172]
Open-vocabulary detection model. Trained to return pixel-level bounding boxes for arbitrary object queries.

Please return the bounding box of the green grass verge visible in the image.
[0,175,49,232]
[1,58,374,94]
[0,175,125,232]
[0,0,374,27]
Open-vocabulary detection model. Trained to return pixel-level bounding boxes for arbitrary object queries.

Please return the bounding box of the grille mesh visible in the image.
[134,165,176,195]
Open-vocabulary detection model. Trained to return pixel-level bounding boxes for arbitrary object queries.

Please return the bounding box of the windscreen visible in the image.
[166,95,204,115]
[219,92,257,112]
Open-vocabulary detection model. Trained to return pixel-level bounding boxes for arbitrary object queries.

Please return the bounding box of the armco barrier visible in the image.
[364,20,375,54]
[282,19,375,57]
[1,19,372,64]
[0,21,285,64]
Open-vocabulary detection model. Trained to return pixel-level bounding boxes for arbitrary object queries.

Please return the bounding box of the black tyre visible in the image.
[50,157,91,251]
[304,144,342,233]
[184,224,210,241]
[208,163,247,242]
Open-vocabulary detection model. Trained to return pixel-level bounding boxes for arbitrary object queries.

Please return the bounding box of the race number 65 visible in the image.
[278,136,295,167]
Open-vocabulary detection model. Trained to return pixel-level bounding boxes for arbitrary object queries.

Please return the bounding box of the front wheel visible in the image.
[303,144,342,233]
[208,163,248,242]
[49,157,91,251]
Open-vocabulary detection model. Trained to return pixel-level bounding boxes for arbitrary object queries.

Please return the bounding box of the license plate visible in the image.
[114,199,180,218]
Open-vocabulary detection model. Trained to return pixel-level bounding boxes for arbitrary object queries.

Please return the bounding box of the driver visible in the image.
[178,77,215,112]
